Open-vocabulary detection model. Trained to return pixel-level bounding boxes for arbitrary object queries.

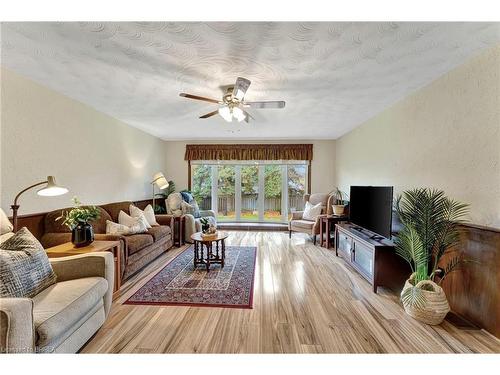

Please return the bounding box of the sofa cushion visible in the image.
[33,276,108,349]
[100,201,133,223]
[126,234,154,255]
[0,208,13,235]
[44,206,111,234]
[291,219,315,230]
[0,228,57,298]
[147,225,171,242]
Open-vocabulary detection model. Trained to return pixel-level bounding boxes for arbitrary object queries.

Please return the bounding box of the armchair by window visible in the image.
[288,193,334,244]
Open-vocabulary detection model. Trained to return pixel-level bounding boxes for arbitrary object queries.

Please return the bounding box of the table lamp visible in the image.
[11,176,69,231]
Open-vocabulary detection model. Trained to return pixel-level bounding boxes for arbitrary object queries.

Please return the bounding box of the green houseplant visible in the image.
[57,197,101,247]
[394,188,469,325]
[331,188,348,216]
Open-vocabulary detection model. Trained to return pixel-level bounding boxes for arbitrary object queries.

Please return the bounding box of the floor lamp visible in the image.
[11,176,68,232]
[151,172,169,209]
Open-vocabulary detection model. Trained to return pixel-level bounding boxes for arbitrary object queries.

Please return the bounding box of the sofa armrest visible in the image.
[0,298,35,353]
[49,252,114,317]
[155,214,174,230]
[199,210,216,218]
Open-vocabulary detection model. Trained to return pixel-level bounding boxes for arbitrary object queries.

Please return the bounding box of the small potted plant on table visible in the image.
[332,188,348,216]
[394,188,470,325]
[57,197,101,247]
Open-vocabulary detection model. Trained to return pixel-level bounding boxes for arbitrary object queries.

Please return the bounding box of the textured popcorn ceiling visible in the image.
[1,22,500,140]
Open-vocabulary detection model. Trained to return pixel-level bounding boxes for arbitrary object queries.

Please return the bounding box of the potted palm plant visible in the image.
[394,188,469,325]
[57,197,101,247]
[332,188,348,216]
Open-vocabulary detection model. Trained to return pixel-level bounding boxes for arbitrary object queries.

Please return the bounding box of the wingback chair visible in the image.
[288,193,334,244]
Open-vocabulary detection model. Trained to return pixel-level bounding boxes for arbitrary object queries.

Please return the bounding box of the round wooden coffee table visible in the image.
[190,231,229,271]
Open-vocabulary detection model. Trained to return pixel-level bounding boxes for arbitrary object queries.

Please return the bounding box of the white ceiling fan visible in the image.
[179,77,285,123]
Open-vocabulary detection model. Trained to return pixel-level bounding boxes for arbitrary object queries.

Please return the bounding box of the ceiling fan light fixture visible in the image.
[232,106,246,122]
[218,106,233,122]
[234,89,245,101]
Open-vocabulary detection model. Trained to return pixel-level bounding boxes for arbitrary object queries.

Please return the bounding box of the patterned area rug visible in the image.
[124,245,257,309]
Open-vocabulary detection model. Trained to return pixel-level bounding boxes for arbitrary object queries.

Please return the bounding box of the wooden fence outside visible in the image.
[198,195,304,213]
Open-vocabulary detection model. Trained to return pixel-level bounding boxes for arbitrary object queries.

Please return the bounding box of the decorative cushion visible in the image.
[106,220,130,235]
[190,199,201,218]
[303,201,322,221]
[0,208,13,235]
[118,211,148,234]
[0,232,15,245]
[181,201,196,216]
[180,191,194,203]
[143,204,159,226]
[129,204,157,227]
[0,227,57,298]
[166,193,183,215]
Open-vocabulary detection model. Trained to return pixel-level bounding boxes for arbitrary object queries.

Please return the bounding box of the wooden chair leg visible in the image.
[313,235,316,245]
[289,230,292,239]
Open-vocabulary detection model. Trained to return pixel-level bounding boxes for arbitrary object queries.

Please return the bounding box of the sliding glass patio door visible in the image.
[191,161,307,224]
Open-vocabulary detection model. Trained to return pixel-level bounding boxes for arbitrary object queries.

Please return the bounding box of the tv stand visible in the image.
[335,223,410,293]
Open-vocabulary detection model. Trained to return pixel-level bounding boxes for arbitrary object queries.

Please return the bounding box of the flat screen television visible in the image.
[349,186,394,239]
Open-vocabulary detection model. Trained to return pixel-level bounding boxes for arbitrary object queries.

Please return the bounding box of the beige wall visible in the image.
[164,140,336,194]
[1,67,167,215]
[335,46,500,228]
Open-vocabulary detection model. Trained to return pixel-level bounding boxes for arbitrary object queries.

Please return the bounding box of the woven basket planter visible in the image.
[401,274,450,325]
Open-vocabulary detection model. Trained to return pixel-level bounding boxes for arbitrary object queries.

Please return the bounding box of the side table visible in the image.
[45,240,121,295]
[173,215,185,247]
[319,215,348,249]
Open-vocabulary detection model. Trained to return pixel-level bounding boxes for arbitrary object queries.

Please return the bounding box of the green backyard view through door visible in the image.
[191,161,307,223]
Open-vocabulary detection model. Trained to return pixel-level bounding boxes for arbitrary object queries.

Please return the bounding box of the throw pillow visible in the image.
[129,204,157,227]
[118,211,148,234]
[0,207,13,235]
[181,201,196,216]
[303,201,322,221]
[143,204,159,226]
[106,220,130,235]
[190,199,201,218]
[180,191,194,203]
[0,227,57,298]
[166,193,183,215]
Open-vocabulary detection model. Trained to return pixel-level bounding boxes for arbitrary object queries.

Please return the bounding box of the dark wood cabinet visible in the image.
[335,223,410,293]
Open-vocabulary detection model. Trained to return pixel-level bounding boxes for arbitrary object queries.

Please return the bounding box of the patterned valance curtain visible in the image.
[184,144,313,161]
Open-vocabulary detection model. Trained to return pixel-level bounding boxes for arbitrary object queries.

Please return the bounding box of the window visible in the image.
[190,160,308,223]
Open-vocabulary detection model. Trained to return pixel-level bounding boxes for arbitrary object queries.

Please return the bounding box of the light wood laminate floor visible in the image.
[81,231,500,353]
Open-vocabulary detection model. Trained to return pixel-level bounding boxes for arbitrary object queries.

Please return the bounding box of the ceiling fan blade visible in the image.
[179,93,222,104]
[199,110,219,119]
[242,109,253,123]
[233,77,251,100]
[243,101,285,109]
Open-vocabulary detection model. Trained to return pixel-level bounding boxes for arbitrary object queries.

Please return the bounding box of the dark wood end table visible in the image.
[319,215,348,249]
[173,215,185,247]
[190,231,229,272]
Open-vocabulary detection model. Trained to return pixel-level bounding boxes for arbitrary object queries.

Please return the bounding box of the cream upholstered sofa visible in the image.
[288,193,334,244]
[0,251,114,353]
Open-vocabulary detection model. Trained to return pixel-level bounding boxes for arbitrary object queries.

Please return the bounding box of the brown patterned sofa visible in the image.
[40,201,174,280]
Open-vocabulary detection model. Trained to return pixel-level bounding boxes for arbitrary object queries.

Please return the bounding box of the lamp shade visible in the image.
[37,176,69,197]
[152,172,169,190]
